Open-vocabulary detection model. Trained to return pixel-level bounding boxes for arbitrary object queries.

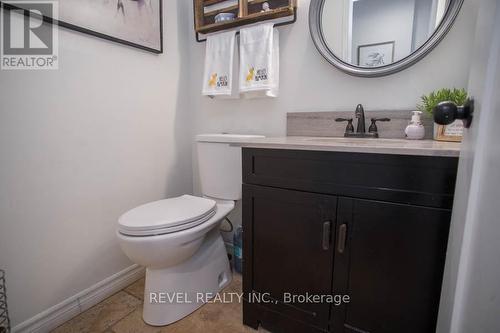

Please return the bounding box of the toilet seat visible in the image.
[118,195,217,236]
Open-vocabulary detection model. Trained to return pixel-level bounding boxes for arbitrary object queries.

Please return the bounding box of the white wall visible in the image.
[188,0,476,137]
[0,0,193,327]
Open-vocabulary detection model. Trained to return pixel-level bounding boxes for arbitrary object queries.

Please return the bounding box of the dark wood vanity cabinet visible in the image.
[243,185,337,331]
[332,199,451,333]
[242,148,458,333]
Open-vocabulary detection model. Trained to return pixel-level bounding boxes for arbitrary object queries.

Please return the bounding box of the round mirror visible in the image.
[309,0,464,77]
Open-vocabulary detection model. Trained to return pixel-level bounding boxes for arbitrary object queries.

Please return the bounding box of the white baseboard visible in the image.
[13,264,145,333]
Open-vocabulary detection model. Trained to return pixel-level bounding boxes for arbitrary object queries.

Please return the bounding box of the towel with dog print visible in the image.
[239,23,279,98]
[202,30,236,97]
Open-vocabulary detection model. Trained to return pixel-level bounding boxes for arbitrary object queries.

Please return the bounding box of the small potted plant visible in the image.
[417,88,468,140]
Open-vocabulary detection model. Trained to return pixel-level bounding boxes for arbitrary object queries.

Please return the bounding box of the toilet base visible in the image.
[142,228,232,326]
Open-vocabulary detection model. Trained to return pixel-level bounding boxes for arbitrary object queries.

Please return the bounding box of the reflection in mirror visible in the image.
[321,0,449,68]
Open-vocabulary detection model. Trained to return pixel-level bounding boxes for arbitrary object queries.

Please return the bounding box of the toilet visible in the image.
[116,134,263,326]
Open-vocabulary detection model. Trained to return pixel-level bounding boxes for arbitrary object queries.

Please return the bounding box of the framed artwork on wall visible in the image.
[357,41,395,68]
[1,0,163,53]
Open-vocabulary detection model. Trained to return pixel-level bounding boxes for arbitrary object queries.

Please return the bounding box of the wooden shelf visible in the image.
[196,6,295,34]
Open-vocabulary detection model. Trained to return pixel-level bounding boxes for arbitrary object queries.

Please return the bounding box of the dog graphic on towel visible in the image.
[208,73,229,88]
[246,68,255,82]
[246,67,268,83]
[208,73,218,87]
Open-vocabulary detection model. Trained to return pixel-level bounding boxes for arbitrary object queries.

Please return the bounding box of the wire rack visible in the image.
[0,270,10,333]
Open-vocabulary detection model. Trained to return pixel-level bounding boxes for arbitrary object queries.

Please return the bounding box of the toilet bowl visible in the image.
[117,196,234,326]
[116,134,264,326]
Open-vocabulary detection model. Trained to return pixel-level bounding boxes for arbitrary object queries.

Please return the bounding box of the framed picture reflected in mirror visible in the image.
[357,41,395,68]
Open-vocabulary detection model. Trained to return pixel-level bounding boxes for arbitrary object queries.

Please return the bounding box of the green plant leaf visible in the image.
[417,88,468,115]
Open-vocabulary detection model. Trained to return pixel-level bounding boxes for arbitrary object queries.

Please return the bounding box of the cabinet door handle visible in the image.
[322,221,331,250]
[337,224,347,254]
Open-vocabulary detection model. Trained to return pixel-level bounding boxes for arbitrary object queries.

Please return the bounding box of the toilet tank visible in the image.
[196,134,265,201]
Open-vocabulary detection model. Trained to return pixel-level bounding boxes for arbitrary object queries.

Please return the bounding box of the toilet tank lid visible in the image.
[196,134,265,143]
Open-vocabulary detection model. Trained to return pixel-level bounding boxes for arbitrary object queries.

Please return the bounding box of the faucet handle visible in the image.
[335,118,354,133]
[368,118,391,133]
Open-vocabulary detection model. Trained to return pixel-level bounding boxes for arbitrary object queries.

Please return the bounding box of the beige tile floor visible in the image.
[52,273,267,333]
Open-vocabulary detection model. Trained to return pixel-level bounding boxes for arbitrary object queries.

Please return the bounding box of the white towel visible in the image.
[202,30,236,98]
[239,23,279,98]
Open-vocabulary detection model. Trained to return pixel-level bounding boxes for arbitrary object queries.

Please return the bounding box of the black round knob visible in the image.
[433,101,457,125]
[433,99,474,128]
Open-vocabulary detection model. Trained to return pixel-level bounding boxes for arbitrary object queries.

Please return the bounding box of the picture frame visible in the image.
[357,41,395,68]
[1,1,163,54]
[436,120,464,142]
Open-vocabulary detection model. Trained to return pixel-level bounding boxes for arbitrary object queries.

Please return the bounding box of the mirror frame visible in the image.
[309,0,464,77]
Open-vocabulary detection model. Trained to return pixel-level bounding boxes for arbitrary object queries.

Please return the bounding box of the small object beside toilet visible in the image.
[233,226,243,274]
[405,111,426,140]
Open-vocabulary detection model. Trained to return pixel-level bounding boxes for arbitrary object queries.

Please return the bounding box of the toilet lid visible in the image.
[118,195,217,236]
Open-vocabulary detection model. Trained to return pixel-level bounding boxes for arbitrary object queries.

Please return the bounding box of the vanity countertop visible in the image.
[230,136,461,157]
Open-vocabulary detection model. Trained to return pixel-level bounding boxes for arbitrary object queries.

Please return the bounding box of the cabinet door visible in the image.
[243,184,337,330]
[332,198,451,333]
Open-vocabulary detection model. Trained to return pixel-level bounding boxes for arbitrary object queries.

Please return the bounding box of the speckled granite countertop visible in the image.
[230,136,461,157]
